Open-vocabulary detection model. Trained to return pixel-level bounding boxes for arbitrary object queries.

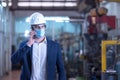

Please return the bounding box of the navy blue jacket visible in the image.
[11,39,66,80]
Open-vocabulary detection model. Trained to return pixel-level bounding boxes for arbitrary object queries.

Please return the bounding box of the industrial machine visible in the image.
[101,40,120,80]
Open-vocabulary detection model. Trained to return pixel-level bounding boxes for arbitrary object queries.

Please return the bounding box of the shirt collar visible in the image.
[43,37,47,44]
[34,37,47,44]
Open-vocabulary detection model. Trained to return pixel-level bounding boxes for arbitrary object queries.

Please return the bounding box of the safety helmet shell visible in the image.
[29,12,46,25]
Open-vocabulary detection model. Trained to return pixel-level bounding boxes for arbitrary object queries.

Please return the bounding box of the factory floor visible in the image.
[0,70,20,80]
[0,70,86,80]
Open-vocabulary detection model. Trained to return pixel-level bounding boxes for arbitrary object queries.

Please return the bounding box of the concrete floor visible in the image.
[0,70,20,80]
[0,70,86,80]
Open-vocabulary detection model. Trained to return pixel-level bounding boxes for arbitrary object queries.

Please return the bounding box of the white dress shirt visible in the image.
[31,39,47,80]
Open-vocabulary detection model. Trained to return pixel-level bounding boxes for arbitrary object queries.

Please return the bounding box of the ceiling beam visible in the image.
[14,10,81,18]
[10,6,77,11]
[18,1,77,2]
[11,0,18,9]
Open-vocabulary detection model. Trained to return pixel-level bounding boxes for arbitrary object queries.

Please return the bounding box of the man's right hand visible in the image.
[27,30,36,47]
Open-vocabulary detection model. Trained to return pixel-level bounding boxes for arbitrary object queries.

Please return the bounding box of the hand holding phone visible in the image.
[27,30,36,47]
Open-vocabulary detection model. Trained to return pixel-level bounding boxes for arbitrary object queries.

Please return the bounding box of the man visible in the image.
[11,12,66,80]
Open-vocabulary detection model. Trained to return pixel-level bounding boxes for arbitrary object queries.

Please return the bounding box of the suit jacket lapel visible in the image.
[46,39,52,79]
[30,45,33,61]
[47,39,51,62]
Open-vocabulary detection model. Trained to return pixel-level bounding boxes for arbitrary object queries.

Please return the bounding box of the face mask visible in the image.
[35,29,45,38]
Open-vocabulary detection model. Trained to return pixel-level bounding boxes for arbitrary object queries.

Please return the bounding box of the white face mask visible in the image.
[35,29,45,38]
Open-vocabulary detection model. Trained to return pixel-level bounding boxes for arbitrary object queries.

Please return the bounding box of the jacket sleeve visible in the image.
[56,44,66,80]
[11,41,31,64]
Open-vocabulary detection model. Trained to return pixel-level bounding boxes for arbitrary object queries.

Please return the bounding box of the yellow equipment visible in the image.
[101,40,120,72]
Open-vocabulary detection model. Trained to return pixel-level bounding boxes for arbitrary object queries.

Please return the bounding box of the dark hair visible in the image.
[31,23,46,30]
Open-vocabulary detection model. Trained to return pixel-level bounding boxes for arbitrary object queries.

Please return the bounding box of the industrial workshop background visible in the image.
[1,0,120,80]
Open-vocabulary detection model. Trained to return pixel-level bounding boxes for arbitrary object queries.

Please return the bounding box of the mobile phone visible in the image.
[33,35,37,39]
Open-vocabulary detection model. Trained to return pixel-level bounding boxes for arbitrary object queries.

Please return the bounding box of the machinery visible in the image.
[101,40,120,80]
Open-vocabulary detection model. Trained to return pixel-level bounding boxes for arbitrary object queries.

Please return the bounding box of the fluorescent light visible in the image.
[18,2,77,7]
[18,2,42,7]
[18,2,53,7]
[65,2,77,7]
[65,20,69,22]
[45,17,70,22]
[53,2,64,7]
[1,2,12,7]
[29,2,41,7]
[18,2,29,7]
[54,0,64,1]
[26,16,70,23]
[24,30,29,37]
[2,2,6,7]
[66,0,77,1]
[55,17,64,22]
[55,20,64,22]
[41,2,53,7]
[9,2,12,6]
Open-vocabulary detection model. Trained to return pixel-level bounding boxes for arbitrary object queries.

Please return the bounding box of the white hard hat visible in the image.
[29,12,46,25]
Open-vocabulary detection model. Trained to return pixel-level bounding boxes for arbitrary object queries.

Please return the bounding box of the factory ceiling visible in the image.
[1,0,99,12]
[1,0,77,11]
